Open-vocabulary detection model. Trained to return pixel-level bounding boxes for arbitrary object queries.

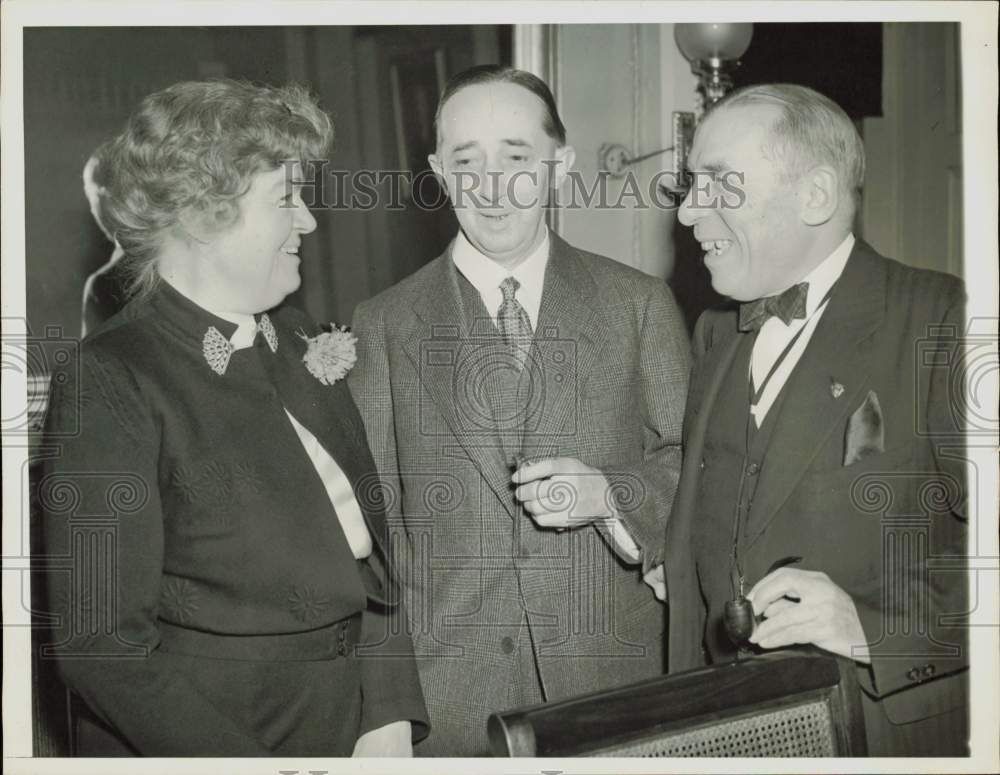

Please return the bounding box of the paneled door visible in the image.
[862,23,963,280]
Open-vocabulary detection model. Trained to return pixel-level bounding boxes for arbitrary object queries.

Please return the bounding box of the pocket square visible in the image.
[844,389,885,466]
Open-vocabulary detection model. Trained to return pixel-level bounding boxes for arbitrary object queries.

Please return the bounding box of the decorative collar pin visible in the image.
[298,324,357,385]
[202,313,278,375]
[258,313,279,353]
[203,327,234,376]
[830,378,845,399]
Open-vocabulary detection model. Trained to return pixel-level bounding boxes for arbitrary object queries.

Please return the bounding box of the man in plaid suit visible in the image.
[349,65,690,755]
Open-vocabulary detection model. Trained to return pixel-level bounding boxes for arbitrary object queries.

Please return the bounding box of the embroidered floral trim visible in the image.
[46,368,98,435]
[169,459,262,526]
[203,316,277,374]
[170,464,203,504]
[203,326,233,375]
[298,325,357,385]
[160,578,200,624]
[232,461,265,496]
[200,460,233,502]
[258,313,279,353]
[287,584,332,623]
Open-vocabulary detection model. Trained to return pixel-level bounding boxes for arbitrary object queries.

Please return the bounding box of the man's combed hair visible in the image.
[96,79,333,298]
[435,65,567,146]
[713,83,865,207]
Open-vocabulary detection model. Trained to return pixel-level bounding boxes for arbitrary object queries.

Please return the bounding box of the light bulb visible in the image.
[675,23,753,63]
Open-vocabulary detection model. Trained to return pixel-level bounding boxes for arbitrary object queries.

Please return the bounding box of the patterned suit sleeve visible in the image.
[349,300,403,523]
[40,348,270,755]
[855,282,969,703]
[349,300,430,743]
[606,281,691,573]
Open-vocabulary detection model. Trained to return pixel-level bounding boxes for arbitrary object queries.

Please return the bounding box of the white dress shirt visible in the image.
[451,227,549,330]
[450,228,642,562]
[750,233,855,427]
[220,310,373,559]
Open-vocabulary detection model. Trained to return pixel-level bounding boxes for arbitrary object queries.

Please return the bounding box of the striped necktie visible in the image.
[497,276,532,367]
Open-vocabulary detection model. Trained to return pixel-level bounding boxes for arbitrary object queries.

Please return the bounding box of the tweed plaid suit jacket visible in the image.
[349,231,690,755]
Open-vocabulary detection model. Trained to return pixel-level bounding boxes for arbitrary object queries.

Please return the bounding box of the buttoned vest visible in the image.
[693,332,792,661]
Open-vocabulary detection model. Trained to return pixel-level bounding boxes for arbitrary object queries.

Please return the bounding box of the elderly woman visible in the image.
[40,80,427,756]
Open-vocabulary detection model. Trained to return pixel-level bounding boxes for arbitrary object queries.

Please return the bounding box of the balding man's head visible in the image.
[709,83,865,217]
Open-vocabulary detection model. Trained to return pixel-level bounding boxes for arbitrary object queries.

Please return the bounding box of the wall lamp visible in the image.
[598,23,753,195]
[674,22,754,110]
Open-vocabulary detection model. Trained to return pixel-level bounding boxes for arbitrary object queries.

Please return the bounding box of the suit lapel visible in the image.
[666,311,742,671]
[401,248,515,516]
[265,322,390,546]
[521,233,610,457]
[666,313,743,551]
[745,241,887,548]
[690,313,745,437]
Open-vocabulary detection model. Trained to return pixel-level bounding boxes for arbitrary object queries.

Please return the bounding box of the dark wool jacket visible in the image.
[665,240,969,755]
[40,281,428,755]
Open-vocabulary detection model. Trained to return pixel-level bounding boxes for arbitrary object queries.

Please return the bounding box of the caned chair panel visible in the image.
[488,650,867,757]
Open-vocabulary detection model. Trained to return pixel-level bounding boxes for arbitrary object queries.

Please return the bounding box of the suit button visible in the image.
[500,636,515,654]
[700,458,706,470]
[922,664,936,679]
[906,667,921,682]
[746,462,760,476]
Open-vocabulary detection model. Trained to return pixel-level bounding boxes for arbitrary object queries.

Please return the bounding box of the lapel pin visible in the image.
[830,380,845,399]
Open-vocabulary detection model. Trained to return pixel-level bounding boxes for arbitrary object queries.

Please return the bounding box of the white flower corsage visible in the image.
[297,324,357,385]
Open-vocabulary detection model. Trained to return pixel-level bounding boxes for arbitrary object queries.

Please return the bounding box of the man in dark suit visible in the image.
[656,83,968,755]
[349,65,690,755]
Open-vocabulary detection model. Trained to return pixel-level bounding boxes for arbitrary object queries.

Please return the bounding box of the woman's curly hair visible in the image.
[96,79,333,298]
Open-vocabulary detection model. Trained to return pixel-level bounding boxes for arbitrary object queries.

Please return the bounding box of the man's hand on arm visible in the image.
[352,720,413,757]
[746,567,871,663]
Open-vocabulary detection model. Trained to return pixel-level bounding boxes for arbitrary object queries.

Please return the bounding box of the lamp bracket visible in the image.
[598,142,676,178]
